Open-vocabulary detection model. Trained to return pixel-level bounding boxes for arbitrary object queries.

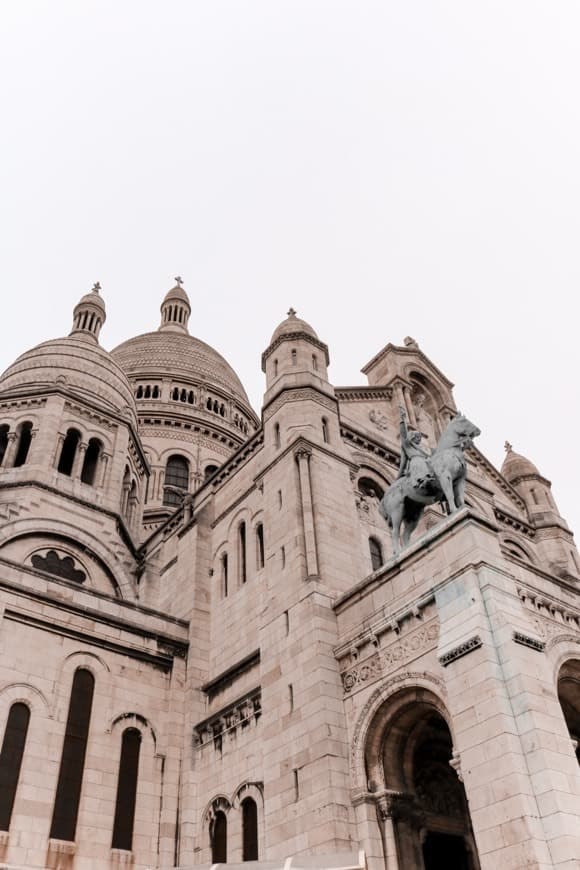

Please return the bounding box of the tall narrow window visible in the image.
[242,797,258,861]
[274,358,278,377]
[369,537,383,571]
[322,417,329,444]
[312,354,318,371]
[50,668,95,842]
[13,422,32,467]
[58,429,81,476]
[0,424,10,467]
[256,524,265,570]
[111,728,141,851]
[274,423,281,449]
[221,553,229,597]
[239,521,247,584]
[211,810,227,863]
[291,349,297,366]
[204,464,218,481]
[163,455,189,507]
[80,438,102,485]
[0,702,30,831]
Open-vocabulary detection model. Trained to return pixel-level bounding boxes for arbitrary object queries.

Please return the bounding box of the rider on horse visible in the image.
[397,405,433,489]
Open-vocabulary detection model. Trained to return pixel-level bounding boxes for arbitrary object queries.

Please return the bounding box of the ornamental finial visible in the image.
[174,276,183,286]
[287,307,297,317]
[504,440,513,453]
[92,281,101,294]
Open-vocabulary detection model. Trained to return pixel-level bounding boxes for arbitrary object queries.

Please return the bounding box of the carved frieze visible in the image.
[341,619,439,695]
[193,687,261,753]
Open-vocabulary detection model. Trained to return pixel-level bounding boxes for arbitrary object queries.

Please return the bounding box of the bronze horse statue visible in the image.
[379,412,481,554]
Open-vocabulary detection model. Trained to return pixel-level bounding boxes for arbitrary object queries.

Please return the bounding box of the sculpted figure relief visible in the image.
[380,407,480,554]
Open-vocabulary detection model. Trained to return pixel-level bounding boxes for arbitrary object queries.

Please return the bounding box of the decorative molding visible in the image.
[439,635,482,667]
[263,386,337,421]
[494,507,536,538]
[341,618,439,695]
[340,422,399,467]
[0,397,47,412]
[335,386,393,403]
[513,631,545,652]
[64,400,117,430]
[201,650,261,699]
[517,586,580,634]
[193,687,261,753]
[335,593,436,660]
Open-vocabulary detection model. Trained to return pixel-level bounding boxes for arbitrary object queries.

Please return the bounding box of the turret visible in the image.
[159,277,191,334]
[70,282,106,342]
[502,442,578,580]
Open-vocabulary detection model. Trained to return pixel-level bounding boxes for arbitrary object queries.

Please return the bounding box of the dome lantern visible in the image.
[70,283,106,342]
[159,277,191,334]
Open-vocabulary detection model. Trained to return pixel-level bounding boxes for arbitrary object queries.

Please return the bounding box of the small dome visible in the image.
[0,336,137,424]
[111,331,252,407]
[76,285,106,312]
[501,442,541,484]
[163,282,191,307]
[270,308,319,345]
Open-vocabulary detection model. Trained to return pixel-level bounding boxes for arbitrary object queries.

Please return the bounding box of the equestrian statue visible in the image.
[379,406,481,554]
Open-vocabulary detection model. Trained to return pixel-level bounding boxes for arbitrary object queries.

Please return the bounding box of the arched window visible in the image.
[211,810,227,864]
[204,465,218,481]
[239,521,247,584]
[136,385,143,399]
[58,429,82,477]
[80,438,102,486]
[369,537,383,571]
[256,524,265,570]
[152,385,160,399]
[0,702,30,831]
[163,456,189,507]
[312,354,318,371]
[291,349,297,366]
[358,477,385,500]
[274,359,278,377]
[188,391,194,404]
[242,797,259,861]
[322,417,329,444]
[111,728,142,851]
[206,397,212,410]
[181,389,187,402]
[172,387,179,401]
[0,424,8,467]
[13,421,33,467]
[144,385,151,399]
[274,423,281,449]
[50,668,95,842]
[221,553,228,598]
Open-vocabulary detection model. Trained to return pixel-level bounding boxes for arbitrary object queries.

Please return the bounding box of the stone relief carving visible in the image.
[193,688,262,754]
[369,409,389,431]
[341,620,439,695]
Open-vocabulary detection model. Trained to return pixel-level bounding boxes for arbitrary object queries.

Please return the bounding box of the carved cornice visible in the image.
[201,650,261,698]
[335,386,393,403]
[262,386,337,421]
[261,331,330,369]
[0,397,47,412]
[334,592,436,660]
[193,687,262,752]
[439,635,482,667]
[340,423,399,467]
[517,586,580,634]
[513,631,545,652]
[494,507,536,538]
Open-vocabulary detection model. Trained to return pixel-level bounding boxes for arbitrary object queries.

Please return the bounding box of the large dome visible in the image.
[111,331,252,407]
[0,336,138,423]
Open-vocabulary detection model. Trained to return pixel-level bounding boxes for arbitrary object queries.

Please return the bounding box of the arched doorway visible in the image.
[558,659,580,764]
[365,688,480,870]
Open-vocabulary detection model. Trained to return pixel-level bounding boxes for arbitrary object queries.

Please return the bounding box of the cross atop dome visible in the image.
[92,281,101,294]
[69,283,107,342]
[287,307,297,317]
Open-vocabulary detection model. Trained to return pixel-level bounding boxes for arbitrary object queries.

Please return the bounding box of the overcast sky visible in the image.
[1,1,578,534]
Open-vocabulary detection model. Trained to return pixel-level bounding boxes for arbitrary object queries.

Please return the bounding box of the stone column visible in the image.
[52,433,65,469]
[295,446,319,579]
[351,792,388,870]
[97,452,109,488]
[72,442,87,480]
[2,432,18,468]
[376,792,401,870]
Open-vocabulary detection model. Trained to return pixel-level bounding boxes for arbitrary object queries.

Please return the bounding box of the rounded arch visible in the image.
[109,711,160,756]
[53,650,111,724]
[0,518,134,599]
[350,671,448,791]
[232,779,264,809]
[0,682,51,719]
[500,536,536,564]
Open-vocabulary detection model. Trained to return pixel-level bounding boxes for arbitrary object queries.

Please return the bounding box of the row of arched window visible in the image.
[210,797,259,863]
[136,384,160,399]
[57,429,104,486]
[72,311,103,334]
[162,304,187,325]
[0,669,141,850]
[219,521,264,597]
[0,421,33,469]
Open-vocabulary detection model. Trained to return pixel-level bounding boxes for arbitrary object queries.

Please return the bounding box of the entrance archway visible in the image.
[365,687,480,869]
[558,659,580,764]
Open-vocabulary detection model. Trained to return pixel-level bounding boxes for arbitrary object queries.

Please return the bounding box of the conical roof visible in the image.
[501,442,541,484]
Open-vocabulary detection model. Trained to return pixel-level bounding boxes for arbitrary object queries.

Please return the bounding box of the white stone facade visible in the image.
[0,285,578,869]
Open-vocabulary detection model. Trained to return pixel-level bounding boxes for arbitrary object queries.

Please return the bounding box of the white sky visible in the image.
[1,2,578,535]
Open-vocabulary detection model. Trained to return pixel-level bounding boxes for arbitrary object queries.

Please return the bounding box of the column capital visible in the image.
[294,445,312,463]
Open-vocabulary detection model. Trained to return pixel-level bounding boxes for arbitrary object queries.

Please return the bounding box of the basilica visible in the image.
[0,281,578,870]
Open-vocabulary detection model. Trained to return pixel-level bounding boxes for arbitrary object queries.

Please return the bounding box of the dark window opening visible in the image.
[13,422,32,467]
[358,477,385,500]
[172,387,179,401]
[144,385,151,399]
[0,702,30,831]
[0,425,8,467]
[322,417,329,444]
[80,438,101,486]
[242,797,258,861]
[136,385,143,399]
[256,523,265,570]
[163,455,189,507]
[291,349,297,366]
[50,668,95,842]
[205,464,218,481]
[31,550,86,584]
[211,810,227,864]
[369,537,383,571]
[57,429,81,476]
[239,521,247,584]
[111,728,141,851]
[274,423,281,449]
[221,553,228,597]
[152,385,160,399]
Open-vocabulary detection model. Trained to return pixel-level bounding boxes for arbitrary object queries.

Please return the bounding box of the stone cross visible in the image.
[92,282,101,293]
[504,441,513,453]
[174,276,183,286]
[287,307,297,317]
